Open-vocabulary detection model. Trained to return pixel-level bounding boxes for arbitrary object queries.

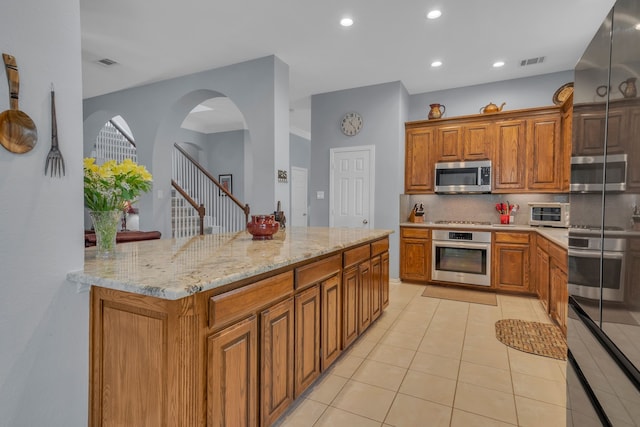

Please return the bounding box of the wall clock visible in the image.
[340,112,363,136]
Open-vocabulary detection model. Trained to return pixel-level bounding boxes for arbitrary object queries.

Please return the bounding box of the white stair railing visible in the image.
[171,144,249,238]
[95,121,137,165]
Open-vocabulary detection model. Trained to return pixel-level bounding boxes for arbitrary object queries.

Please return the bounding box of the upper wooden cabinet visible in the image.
[405,105,569,194]
[405,127,435,193]
[436,122,492,162]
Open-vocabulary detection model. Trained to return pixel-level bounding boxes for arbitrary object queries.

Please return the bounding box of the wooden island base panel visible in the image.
[69,227,391,427]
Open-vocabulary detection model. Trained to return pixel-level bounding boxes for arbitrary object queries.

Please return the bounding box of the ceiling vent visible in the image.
[97,58,118,67]
[520,56,545,67]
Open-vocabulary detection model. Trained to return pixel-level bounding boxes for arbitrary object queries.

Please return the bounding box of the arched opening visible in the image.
[92,115,137,165]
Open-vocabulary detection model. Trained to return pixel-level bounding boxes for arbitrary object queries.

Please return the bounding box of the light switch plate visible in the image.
[316,191,324,200]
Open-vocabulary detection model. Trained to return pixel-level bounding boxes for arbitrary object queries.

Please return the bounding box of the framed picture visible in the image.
[219,174,232,196]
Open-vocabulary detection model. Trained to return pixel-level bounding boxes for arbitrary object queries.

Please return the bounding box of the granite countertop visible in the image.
[400,222,569,248]
[67,227,393,300]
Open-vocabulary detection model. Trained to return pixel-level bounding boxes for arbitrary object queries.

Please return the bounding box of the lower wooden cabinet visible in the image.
[371,255,382,322]
[381,252,390,309]
[535,243,551,311]
[294,286,320,398]
[342,265,359,349]
[548,242,568,334]
[208,315,258,427]
[358,260,372,334]
[321,275,342,370]
[399,227,431,282]
[493,232,531,293]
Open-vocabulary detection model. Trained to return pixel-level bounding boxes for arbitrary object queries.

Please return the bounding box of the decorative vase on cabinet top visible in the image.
[428,103,446,119]
[619,77,637,98]
[480,102,506,114]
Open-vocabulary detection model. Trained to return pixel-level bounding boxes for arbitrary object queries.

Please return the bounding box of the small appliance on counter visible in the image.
[528,202,570,228]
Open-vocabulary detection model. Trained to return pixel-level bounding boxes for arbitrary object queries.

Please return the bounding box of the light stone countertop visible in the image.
[400,222,569,248]
[67,227,393,300]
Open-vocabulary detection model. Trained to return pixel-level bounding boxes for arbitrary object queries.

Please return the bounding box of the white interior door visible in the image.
[330,146,375,228]
[291,166,308,227]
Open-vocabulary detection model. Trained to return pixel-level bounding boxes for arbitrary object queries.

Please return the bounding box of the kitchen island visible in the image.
[68,227,392,427]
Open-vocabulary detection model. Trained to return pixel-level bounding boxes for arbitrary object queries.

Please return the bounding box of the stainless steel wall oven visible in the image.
[431,230,491,287]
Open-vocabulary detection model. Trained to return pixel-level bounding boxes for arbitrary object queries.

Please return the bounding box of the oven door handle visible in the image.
[433,240,490,250]
[568,249,624,259]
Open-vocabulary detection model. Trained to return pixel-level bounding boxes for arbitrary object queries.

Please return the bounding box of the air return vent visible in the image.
[520,56,545,67]
[97,58,118,67]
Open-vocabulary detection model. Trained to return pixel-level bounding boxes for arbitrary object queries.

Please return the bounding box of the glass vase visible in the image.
[89,210,122,258]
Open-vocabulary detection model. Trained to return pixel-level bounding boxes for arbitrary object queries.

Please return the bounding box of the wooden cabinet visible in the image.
[342,265,359,349]
[321,275,342,370]
[436,122,491,162]
[208,316,258,427]
[527,114,563,191]
[572,103,626,156]
[626,104,640,191]
[405,106,568,194]
[294,286,320,398]
[261,297,295,426]
[89,237,391,427]
[548,242,568,334]
[399,227,431,282]
[493,231,531,293]
[534,236,551,311]
[493,112,563,192]
[405,128,435,193]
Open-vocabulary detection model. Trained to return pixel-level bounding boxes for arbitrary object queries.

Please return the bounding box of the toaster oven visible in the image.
[528,202,570,228]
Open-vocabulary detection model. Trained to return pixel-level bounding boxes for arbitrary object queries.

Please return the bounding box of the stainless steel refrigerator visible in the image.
[568,0,640,425]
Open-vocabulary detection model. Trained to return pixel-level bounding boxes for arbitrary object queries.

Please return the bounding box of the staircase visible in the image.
[171,143,249,238]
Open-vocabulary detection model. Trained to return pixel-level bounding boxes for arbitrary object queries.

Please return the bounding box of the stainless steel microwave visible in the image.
[434,160,491,194]
[570,154,627,193]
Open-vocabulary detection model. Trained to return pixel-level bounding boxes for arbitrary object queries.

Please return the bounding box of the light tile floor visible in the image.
[275,281,567,427]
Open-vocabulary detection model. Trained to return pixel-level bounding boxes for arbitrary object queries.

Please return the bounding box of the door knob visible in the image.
[363,219,368,224]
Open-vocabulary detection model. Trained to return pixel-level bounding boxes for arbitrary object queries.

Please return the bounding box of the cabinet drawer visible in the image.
[295,254,341,290]
[548,243,567,269]
[401,227,431,239]
[343,244,371,268]
[371,237,389,257]
[209,271,293,329]
[495,231,529,244]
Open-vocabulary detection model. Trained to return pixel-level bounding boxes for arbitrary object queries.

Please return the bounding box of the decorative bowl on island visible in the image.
[247,214,279,240]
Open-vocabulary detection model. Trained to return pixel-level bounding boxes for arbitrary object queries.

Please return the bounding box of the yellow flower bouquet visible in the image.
[83,158,153,211]
[84,158,153,257]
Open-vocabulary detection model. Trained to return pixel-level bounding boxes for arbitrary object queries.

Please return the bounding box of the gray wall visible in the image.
[409,71,574,120]
[207,130,246,202]
[310,81,407,278]
[83,55,290,237]
[0,0,87,425]
[290,133,311,170]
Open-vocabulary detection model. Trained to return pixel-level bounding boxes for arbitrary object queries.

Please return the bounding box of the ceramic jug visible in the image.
[428,103,445,119]
[619,77,637,98]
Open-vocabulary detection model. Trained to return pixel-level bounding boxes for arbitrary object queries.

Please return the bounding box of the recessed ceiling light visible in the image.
[431,61,443,68]
[635,23,640,30]
[427,10,442,19]
[493,61,505,68]
[340,17,354,27]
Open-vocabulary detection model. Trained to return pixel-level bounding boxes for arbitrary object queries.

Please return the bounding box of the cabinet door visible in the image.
[561,105,572,191]
[381,251,390,309]
[494,243,530,292]
[405,128,435,193]
[527,114,563,191]
[370,255,382,323]
[550,263,568,335]
[400,238,430,282]
[463,122,491,160]
[626,106,640,191]
[437,125,463,161]
[207,316,258,427]
[536,246,550,312]
[342,266,359,349]
[321,275,342,370]
[573,108,625,156]
[358,260,372,334]
[494,119,527,191]
[294,286,320,397]
[261,298,295,426]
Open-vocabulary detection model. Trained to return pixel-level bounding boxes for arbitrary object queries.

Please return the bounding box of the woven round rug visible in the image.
[495,319,567,360]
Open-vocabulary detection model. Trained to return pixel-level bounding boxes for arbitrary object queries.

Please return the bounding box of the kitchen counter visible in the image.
[400,222,568,248]
[67,226,393,300]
